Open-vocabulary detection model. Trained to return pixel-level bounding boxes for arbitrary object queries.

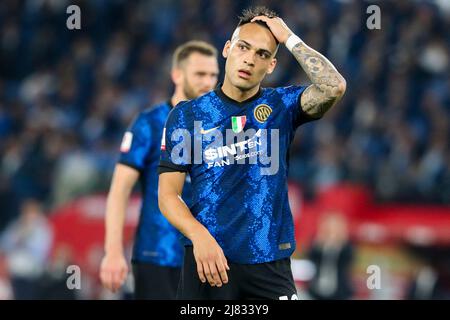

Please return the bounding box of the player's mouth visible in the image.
[238,69,252,79]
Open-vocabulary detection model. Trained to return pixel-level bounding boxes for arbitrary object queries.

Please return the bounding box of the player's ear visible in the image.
[171,67,182,86]
[222,40,231,59]
[266,58,277,75]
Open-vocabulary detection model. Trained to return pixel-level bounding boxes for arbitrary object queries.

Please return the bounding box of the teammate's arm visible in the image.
[100,164,138,292]
[251,15,346,118]
[158,172,230,287]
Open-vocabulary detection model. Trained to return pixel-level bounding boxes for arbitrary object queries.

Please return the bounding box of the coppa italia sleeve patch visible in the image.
[160,128,166,151]
[120,131,133,152]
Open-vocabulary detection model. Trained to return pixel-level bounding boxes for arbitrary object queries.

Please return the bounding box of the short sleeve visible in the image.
[276,85,321,129]
[118,113,152,171]
[158,102,193,174]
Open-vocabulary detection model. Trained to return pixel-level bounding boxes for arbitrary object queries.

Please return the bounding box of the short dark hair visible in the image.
[172,40,217,69]
[237,6,280,44]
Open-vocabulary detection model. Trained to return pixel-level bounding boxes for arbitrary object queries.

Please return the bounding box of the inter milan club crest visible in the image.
[231,116,246,133]
[253,104,272,123]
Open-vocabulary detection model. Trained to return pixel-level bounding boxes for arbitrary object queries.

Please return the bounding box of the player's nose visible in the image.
[243,52,256,67]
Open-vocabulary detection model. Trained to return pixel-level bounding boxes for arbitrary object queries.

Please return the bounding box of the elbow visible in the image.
[158,188,180,218]
[336,76,347,98]
[158,190,169,216]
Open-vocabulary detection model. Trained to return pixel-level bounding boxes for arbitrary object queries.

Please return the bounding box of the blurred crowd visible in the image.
[1,0,449,226]
[0,0,449,299]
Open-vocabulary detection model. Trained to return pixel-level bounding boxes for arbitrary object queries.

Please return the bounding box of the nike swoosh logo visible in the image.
[200,126,220,134]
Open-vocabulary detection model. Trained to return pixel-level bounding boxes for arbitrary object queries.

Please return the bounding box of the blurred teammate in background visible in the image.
[158,6,346,299]
[100,41,219,299]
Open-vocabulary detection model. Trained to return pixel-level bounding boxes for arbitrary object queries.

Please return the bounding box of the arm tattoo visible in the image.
[291,41,346,118]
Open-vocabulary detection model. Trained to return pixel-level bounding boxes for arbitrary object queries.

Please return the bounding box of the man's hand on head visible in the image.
[251,16,293,44]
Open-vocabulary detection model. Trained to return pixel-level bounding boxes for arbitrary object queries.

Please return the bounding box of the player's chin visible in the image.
[233,78,257,91]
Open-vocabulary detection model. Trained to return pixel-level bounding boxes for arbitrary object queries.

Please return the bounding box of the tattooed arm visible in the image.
[251,16,346,118]
[291,41,346,118]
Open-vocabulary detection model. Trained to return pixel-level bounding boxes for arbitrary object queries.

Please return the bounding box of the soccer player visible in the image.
[158,7,346,299]
[99,41,219,299]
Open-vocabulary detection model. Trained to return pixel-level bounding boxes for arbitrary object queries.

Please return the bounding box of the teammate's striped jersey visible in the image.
[158,86,320,264]
[119,101,191,267]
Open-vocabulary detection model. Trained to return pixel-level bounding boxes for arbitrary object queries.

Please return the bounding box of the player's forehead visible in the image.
[233,23,277,53]
[184,52,218,71]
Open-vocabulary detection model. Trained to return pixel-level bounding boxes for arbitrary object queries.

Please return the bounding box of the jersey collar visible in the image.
[214,84,262,106]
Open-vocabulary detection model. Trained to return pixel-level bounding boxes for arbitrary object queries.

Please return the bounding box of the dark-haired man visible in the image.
[100,40,219,299]
[158,7,346,299]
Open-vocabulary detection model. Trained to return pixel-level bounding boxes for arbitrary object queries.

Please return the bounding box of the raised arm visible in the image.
[251,15,346,118]
[291,41,346,118]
